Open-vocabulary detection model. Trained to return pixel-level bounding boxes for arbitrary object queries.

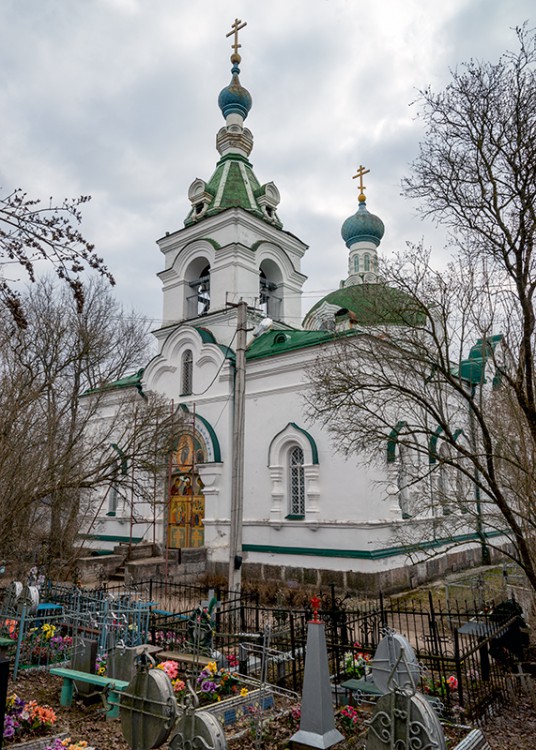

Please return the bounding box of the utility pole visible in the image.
[228,299,248,596]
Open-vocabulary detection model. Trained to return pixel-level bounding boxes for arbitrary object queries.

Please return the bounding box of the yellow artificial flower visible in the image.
[240,688,249,697]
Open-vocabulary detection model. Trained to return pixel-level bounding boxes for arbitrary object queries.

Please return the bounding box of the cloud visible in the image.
[0,0,533,325]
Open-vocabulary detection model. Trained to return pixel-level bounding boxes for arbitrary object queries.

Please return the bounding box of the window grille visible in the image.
[364,253,370,272]
[289,446,305,516]
[182,350,193,395]
[354,255,359,273]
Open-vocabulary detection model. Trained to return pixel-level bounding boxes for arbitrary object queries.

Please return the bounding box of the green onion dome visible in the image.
[341,197,385,248]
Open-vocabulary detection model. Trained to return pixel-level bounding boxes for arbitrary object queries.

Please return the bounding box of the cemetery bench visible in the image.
[151,609,189,619]
[49,667,130,719]
[157,650,212,671]
[341,676,383,705]
[341,676,444,716]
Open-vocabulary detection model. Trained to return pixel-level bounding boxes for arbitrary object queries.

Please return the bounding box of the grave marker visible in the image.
[290,596,344,750]
[71,637,98,697]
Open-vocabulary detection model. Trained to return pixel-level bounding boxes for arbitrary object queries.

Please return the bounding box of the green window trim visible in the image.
[387,421,407,463]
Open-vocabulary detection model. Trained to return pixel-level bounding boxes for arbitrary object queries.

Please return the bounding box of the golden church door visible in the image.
[167,433,206,549]
[168,492,205,548]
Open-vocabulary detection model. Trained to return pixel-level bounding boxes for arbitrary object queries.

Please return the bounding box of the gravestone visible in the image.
[367,691,446,750]
[71,637,98,696]
[2,581,22,613]
[108,645,162,683]
[290,596,344,750]
[365,632,446,750]
[119,658,228,750]
[170,711,227,750]
[371,632,420,694]
[17,585,39,615]
[121,664,178,750]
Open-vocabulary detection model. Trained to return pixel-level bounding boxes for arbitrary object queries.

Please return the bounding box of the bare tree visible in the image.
[0,278,176,568]
[307,26,536,593]
[0,189,113,327]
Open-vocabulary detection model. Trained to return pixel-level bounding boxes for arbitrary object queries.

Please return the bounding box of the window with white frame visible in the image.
[181,349,193,395]
[268,423,320,522]
[288,446,305,516]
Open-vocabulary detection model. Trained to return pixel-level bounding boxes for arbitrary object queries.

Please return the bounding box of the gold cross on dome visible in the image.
[226,18,247,58]
[352,164,370,200]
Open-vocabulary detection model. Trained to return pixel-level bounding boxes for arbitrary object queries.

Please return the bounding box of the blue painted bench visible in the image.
[49,667,129,719]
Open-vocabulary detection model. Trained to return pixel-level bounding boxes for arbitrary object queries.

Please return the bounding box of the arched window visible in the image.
[288,446,305,516]
[364,254,370,272]
[353,256,360,273]
[108,478,118,516]
[387,422,413,518]
[397,443,411,519]
[268,423,319,522]
[187,264,210,317]
[181,350,193,396]
[259,260,282,319]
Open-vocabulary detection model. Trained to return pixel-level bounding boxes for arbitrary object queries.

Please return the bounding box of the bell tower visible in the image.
[155,20,308,346]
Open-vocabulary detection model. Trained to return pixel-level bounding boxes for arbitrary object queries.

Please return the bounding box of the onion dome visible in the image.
[218,61,252,120]
[341,196,385,248]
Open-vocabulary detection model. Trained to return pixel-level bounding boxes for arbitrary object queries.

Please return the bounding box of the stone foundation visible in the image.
[208,543,509,595]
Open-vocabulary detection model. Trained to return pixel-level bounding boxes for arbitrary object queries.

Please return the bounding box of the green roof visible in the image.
[83,368,145,396]
[457,335,504,385]
[246,329,334,360]
[184,153,282,228]
[303,283,427,328]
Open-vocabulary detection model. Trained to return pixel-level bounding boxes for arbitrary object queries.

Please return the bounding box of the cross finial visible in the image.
[310,594,321,623]
[352,164,370,203]
[226,18,247,64]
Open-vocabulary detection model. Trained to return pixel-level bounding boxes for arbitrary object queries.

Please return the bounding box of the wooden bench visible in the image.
[49,667,130,719]
[157,650,212,670]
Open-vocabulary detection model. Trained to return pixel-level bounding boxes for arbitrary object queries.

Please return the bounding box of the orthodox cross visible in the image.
[226,18,247,60]
[352,164,370,200]
[310,594,321,623]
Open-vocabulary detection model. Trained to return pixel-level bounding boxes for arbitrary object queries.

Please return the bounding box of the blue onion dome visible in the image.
[218,60,252,120]
[341,195,385,248]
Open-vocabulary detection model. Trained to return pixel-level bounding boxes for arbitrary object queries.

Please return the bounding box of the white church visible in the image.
[83,26,497,593]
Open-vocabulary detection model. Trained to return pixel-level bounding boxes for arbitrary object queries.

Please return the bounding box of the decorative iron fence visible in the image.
[0,576,527,722]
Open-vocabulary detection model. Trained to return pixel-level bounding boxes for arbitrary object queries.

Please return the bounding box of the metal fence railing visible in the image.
[0,576,527,722]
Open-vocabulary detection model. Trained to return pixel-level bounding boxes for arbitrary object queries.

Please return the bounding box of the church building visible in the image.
[84,24,494,593]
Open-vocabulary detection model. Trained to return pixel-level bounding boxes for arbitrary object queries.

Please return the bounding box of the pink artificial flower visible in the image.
[157,660,179,680]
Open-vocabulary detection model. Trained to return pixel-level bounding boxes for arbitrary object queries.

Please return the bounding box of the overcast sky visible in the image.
[0,0,533,328]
